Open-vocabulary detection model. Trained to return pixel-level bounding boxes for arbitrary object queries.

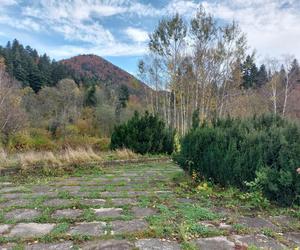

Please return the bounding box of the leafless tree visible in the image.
[0,65,27,138]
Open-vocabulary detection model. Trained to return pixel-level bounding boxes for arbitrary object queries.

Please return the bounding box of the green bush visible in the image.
[110,111,175,154]
[174,115,300,206]
[7,129,57,152]
[29,128,57,151]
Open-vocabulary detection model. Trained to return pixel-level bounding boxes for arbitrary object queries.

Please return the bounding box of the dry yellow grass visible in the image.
[0,147,139,170]
[114,148,138,160]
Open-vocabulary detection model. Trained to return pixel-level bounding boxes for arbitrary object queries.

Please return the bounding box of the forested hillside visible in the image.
[0,40,148,150]
[0,40,149,98]
[0,39,69,92]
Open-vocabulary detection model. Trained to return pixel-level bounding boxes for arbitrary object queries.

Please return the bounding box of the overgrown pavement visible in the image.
[0,162,299,249]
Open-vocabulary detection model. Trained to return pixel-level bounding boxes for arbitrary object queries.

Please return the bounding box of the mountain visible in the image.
[60,54,150,98]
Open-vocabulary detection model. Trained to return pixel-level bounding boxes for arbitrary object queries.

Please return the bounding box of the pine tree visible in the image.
[29,64,42,92]
[256,64,268,87]
[241,55,258,88]
[115,84,129,124]
[0,39,69,90]
[289,59,300,84]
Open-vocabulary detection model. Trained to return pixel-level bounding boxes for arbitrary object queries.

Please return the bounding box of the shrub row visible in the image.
[110,111,175,154]
[174,115,300,206]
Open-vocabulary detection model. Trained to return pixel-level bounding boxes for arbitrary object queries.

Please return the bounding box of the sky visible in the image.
[0,0,299,75]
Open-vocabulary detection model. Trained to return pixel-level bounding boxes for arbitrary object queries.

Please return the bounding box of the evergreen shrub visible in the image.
[110,111,175,154]
[174,114,300,206]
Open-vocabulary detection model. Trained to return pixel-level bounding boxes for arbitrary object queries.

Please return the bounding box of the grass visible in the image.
[147,203,222,242]
[0,147,143,173]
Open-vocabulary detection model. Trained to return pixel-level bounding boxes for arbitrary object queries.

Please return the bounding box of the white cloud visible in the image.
[0,0,16,6]
[1,0,300,61]
[0,14,41,31]
[125,27,148,42]
[165,0,199,16]
[15,0,156,56]
[47,42,147,59]
[202,0,300,60]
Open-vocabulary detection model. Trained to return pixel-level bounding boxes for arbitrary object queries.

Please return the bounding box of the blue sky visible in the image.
[0,0,300,75]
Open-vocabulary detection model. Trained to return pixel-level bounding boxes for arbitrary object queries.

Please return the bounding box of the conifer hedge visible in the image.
[110,111,175,155]
[174,115,300,206]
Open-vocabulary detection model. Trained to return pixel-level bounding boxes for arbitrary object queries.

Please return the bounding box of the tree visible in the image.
[281,55,293,116]
[84,84,97,107]
[262,58,282,115]
[0,39,69,90]
[115,84,129,124]
[144,6,247,133]
[0,65,27,140]
[149,13,187,130]
[241,55,258,89]
[256,64,268,87]
[28,64,42,92]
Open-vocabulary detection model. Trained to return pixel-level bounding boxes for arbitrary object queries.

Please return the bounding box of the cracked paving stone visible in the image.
[51,209,82,219]
[233,234,286,250]
[99,192,126,198]
[43,198,73,207]
[194,236,235,250]
[135,239,180,250]
[58,186,81,192]
[0,182,13,187]
[4,209,40,222]
[0,243,16,250]
[132,207,156,218]
[111,198,137,206]
[1,193,24,199]
[31,192,58,198]
[0,187,26,193]
[237,216,279,231]
[80,199,106,206]
[0,225,12,234]
[0,199,30,208]
[25,241,73,250]
[31,186,53,192]
[127,191,149,196]
[111,219,148,234]
[93,208,122,217]
[8,223,55,238]
[81,239,134,250]
[270,215,295,228]
[284,232,300,245]
[68,221,107,236]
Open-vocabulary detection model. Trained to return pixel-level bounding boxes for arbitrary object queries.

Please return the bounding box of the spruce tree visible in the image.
[256,64,268,87]
[241,55,258,88]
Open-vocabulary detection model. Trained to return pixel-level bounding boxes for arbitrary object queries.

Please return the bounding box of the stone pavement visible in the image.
[0,162,299,249]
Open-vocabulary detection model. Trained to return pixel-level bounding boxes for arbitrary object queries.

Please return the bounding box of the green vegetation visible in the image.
[111,111,175,154]
[174,114,300,206]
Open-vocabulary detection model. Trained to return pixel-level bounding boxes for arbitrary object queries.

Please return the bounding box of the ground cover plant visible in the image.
[174,114,300,206]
